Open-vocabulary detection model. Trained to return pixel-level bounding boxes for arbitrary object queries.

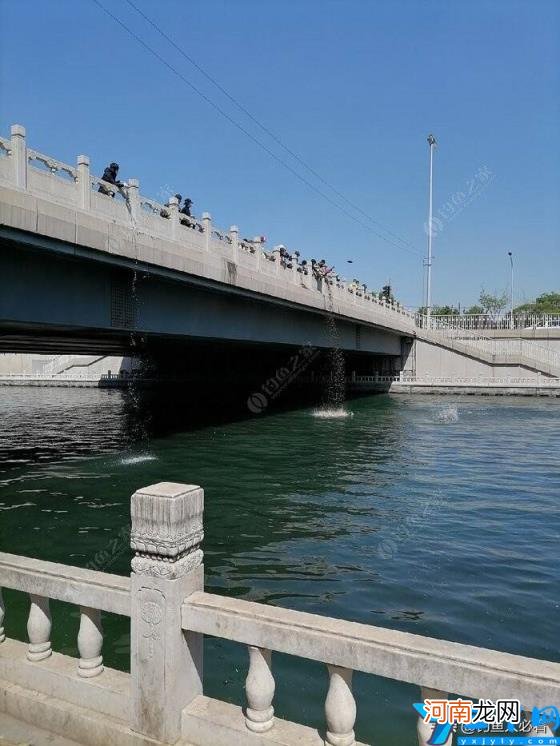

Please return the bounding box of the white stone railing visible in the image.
[388,375,560,386]
[417,313,560,331]
[0,482,558,746]
[0,124,417,336]
[0,373,102,381]
[350,373,404,383]
[27,147,77,181]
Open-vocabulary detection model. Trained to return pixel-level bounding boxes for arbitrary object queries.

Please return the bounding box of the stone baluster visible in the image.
[325,665,356,746]
[10,124,27,189]
[229,225,239,263]
[168,196,180,240]
[130,483,204,744]
[416,688,452,746]
[127,178,140,222]
[77,607,103,677]
[77,154,91,210]
[27,594,52,661]
[0,588,5,643]
[202,212,212,251]
[245,646,275,733]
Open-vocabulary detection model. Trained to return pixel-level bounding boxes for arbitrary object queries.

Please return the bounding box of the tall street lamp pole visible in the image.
[508,251,514,329]
[426,134,437,327]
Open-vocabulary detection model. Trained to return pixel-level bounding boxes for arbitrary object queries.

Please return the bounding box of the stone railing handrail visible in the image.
[139,193,166,215]
[0,373,103,381]
[0,124,417,336]
[0,551,130,616]
[182,590,560,706]
[351,373,404,382]
[27,147,77,181]
[90,171,129,198]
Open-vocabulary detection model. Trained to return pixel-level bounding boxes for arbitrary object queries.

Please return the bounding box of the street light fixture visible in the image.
[426,134,437,326]
[508,251,514,329]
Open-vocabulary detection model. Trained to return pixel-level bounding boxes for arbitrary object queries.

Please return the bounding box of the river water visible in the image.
[0,387,558,744]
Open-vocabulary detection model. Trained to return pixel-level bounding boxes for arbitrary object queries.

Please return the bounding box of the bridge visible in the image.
[0,125,417,383]
[1,123,559,388]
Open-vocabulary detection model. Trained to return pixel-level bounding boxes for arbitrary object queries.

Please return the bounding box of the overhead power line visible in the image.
[91,0,421,258]
[122,0,417,254]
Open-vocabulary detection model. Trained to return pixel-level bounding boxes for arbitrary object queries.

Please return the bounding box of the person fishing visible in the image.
[180,197,193,217]
[98,162,124,197]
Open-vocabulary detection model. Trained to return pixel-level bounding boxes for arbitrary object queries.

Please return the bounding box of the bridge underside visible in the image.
[0,233,408,367]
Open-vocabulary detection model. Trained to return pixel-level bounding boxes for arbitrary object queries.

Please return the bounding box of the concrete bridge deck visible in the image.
[0,125,414,366]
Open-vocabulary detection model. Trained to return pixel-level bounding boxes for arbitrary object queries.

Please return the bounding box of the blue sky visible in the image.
[1,0,558,308]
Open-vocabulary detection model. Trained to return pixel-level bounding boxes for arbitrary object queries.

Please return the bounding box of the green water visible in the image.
[1,388,559,744]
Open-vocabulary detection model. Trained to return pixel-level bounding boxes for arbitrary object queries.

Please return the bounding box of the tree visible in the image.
[434,305,459,316]
[464,304,484,315]
[479,288,507,320]
[515,292,560,314]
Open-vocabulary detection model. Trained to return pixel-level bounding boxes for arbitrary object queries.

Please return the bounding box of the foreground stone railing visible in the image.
[0,124,416,338]
[0,482,558,746]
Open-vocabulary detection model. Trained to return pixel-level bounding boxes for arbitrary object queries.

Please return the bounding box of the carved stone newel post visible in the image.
[10,124,27,189]
[169,196,180,240]
[127,178,139,223]
[130,482,204,744]
[76,154,91,210]
[202,212,212,251]
[229,224,239,263]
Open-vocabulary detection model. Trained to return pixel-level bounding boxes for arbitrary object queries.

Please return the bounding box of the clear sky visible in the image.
[1,0,558,309]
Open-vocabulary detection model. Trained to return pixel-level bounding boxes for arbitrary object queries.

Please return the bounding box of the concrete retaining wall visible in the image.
[414,339,545,380]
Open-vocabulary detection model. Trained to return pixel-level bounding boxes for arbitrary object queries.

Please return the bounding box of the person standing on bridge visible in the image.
[179,197,200,230]
[180,197,193,217]
[98,162,124,197]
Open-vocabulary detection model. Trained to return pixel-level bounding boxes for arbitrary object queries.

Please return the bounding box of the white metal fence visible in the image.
[416,313,560,331]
